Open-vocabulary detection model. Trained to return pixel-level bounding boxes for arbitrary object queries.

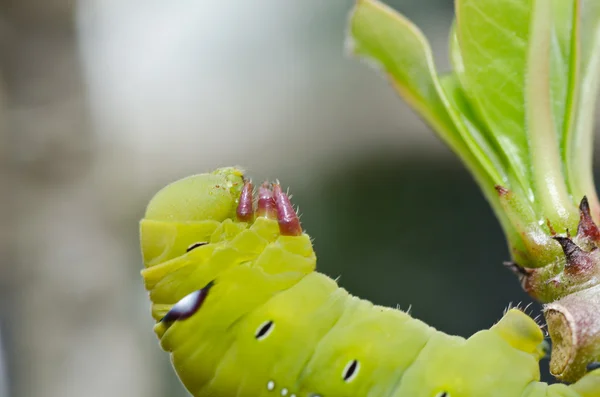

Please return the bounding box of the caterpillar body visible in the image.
[140,167,600,397]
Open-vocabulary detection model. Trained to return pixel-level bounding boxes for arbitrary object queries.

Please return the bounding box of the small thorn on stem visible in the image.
[503,261,531,277]
[257,182,277,219]
[272,183,302,236]
[503,261,535,292]
[577,196,600,243]
[553,237,594,275]
[236,180,254,222]
[546,219,556,236]
[495,185,509,196]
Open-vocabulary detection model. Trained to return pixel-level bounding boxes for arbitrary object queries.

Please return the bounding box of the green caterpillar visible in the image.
[139,167,600,397]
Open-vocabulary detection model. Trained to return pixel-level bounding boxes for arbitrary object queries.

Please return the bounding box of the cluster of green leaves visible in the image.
[348,0,600,268]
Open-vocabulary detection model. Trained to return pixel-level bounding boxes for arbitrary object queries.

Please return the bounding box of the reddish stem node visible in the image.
[553,237,595,276]
[577,196,600,244]
[272,183,302,236]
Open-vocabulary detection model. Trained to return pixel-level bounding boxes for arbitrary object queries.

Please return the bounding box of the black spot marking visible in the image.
[255,320,274,340]
[587,362,600,372]
[435,393,448,397]
[187,242,208,252]
[161,281,214,323]
[342,359,359,382]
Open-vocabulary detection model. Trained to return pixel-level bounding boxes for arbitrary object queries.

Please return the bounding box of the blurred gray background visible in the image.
[1,0,596,396]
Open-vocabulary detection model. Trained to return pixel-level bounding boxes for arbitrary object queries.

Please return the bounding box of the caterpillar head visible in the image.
[140,167,312,322]
[145,167,245,223]
[140,167,246,267]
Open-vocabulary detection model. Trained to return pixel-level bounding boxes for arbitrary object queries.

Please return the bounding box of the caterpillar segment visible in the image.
[139,167,600,397]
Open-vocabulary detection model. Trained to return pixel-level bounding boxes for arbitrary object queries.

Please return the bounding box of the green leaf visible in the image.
[454,0,580,230]
[347,0,545,250]
[449,22,528,198]
[455,0,534,196]
[438,74,507,190]
[438,73,533,263]
[346,0,599,266]
[347,1,457,151]
[347,0,505,189]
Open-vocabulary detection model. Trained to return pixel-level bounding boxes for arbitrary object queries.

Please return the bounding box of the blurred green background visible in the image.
[1,0,595,396]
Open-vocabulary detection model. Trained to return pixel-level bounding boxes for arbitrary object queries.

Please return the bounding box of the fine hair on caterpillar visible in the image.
[139,167,600,397]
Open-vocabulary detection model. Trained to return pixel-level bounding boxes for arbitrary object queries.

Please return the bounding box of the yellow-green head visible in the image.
[140,167,246,268]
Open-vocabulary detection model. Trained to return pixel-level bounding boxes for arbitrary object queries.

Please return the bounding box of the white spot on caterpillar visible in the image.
[171,290,201,314]
[267,381,275,391]
[281,388,288,396]
[255,320,275,341]
[342,359,360,383]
